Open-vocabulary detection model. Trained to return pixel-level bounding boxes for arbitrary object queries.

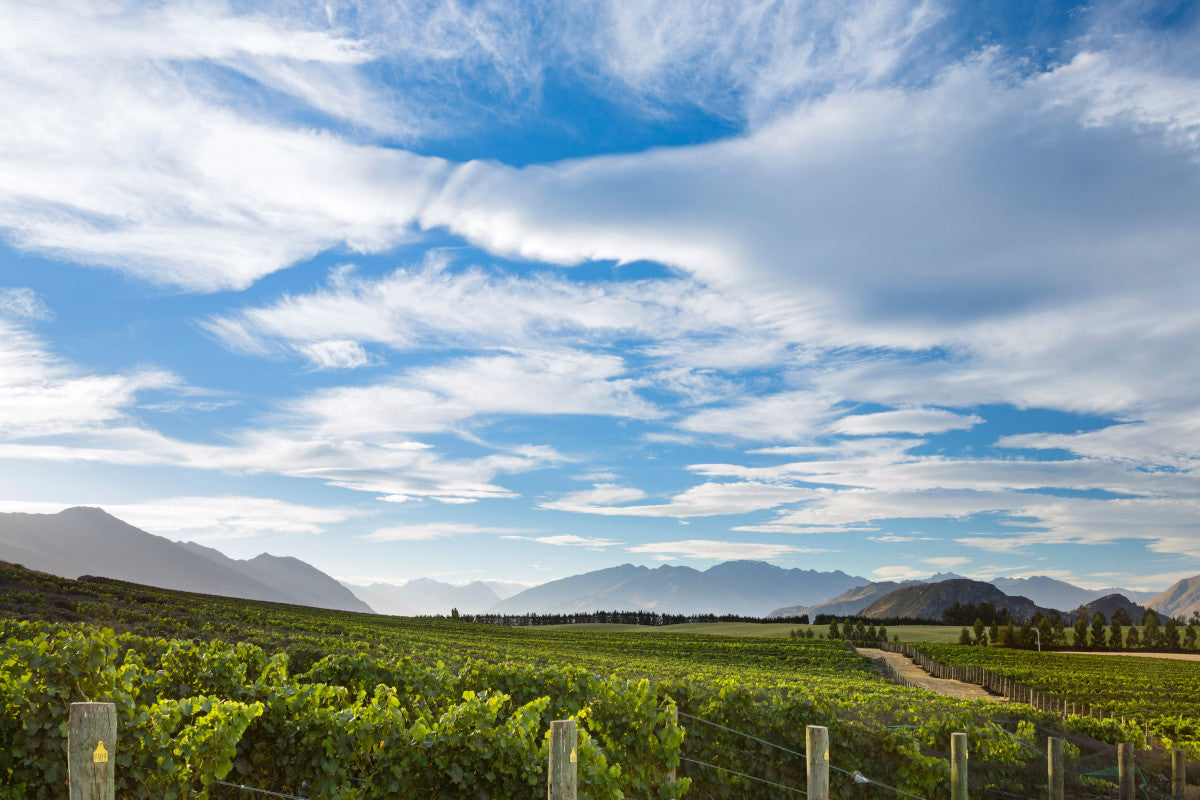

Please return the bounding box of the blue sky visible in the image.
[2,0,1200,592]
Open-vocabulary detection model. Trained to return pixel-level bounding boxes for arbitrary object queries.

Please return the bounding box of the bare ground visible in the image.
[857,647,1005,701]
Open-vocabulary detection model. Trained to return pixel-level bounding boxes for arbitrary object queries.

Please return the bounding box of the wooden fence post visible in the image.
[69,702,116,800]
[951,732,968,800]
[1118,743,1134,800]
[1048,737,1064,800]
[548,719,577,800]
[666,705,678,786]
[807,725,829,800]
[1172,749,1186,800]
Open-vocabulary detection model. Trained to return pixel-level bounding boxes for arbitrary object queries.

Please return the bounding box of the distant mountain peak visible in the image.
[492,560,869,616]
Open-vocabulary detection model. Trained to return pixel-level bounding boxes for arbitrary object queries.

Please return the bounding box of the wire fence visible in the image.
[676,709,930,800]
[213,780,311,800]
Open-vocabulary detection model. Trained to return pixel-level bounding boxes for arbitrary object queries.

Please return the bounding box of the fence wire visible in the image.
[213,779,310,800]
[679,757,809,796]
[679,710,930,800]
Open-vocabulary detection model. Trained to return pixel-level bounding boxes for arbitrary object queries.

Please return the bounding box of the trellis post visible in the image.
[548,719,577,800]
[69,702,115,800]
[807,725,829,800]
[951,732,968,800]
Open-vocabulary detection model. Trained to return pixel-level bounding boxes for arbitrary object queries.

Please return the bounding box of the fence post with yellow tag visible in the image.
[69,702,116,800]
[548,718,577,800]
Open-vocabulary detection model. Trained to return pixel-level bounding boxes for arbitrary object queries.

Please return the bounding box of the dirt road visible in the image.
[857,647,1004,701]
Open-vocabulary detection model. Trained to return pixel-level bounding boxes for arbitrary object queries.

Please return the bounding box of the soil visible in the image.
[857,647,1004,701]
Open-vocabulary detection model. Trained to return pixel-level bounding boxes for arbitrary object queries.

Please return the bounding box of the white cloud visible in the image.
[0,288,52,320]
[678,390,839,441]
[291,349,658,438]
[924,556,970,569]
[626,539,819,561]
[541,481,818,517]
[0,318,178,439]
[591,0,939,124]
[295,340,377,370]
[202,256,759,362]
[502,534,621,549]
[868,534,934,543]
[0,317,572,504]
[545,484,648,508]
[832,408,982,436]
[873,565,931,580]
[365,522,526,542]
[0,496,355,540]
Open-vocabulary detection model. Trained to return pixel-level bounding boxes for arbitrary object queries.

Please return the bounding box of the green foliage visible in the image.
[916,642,1200,756]
[1073,617,1089,648]
[4,567,1184,799]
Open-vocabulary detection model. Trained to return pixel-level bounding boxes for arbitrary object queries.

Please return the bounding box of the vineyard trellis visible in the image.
[63,700,1192,800]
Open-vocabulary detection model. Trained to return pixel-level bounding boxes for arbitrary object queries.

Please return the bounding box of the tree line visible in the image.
[449,610,812,626]
[957,608,1200,650]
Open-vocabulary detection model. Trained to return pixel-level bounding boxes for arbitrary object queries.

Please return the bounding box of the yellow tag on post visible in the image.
[93,741,109,764]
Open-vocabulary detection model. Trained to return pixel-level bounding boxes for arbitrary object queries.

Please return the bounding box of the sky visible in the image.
[1,0,1199,592]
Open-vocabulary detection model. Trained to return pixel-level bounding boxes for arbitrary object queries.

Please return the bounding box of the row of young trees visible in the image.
[959,609,1200,651]
[824,618,892,644]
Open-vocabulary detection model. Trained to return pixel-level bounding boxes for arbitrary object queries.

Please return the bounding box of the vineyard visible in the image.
[0,564,1193,799]
[910,644,1200,754]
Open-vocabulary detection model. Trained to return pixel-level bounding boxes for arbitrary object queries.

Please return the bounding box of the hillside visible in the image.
[492,560,869,616]
[860,579,1045,621]
[1148,575,1200,620]
[992,575,1157,607]
[768,581,907,619]
[0,507,371,613]
[1069,593,1167,625]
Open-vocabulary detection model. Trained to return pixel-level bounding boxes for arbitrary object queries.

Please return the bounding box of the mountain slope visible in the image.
[0,507,371,613]
[492,560,869,616]
[1148,575,1200,620]
[344,578,501,616]
[1070,593,1168,624]
[859,579,1046,621]
[768,581,908,619]
[992,576,1156,607]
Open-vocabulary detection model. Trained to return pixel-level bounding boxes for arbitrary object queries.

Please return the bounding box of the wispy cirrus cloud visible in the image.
[366,522,528,542]
[627,539,822,561]
[832,408,982,436]
[502,534,622,550]
[541,481,818,517]
[0,496,356,540]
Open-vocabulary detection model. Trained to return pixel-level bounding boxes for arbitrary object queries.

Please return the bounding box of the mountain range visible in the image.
[2,506,1196,621]
[0,507,371,613]
[490,561,870,616]
[768,573,1159,619]
[342,578,526,616]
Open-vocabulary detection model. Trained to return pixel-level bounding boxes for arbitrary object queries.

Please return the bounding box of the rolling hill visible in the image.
[1069,593,1168,625]
[858,578,1047,621]
[0,507,371,613]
